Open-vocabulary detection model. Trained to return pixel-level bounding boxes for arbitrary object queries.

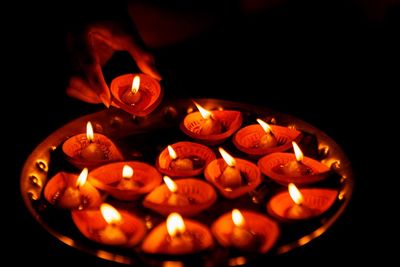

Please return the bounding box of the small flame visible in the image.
[163,176,178,193]
[100,203,122,224]
[166,212,186,237]
[131,75,140,94]
[167,145,177,160]
[76,168,88,188]
[256,118,273,134]
[219,147,236,167]
[292,141,304,162]
[288,183,304,205]
[231,209,245,228]
[122,165,134,179]
[86,121,94,142]
[193,101,212,119]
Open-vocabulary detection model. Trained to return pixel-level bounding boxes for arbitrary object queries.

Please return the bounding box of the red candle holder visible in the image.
[44,171,101,210]
[72,204,146,247]
[143,178,217,217]
[110,73,163,116]
[233,124,302,157]
[267,188,338,220]
[211,209,279,253]
[258,152,330,185]
[141,213,213,255]
[156,141,216,177]
[88,161,162,201]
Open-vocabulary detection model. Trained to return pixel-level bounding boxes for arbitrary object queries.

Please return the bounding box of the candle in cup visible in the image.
[168,145,194,171]
[280,141,312,176]
[121,75,141,105]
[166,213,194,252]
[163,176,190,206]
[285,183,314,219]
[218,147,243,189]
[117,165,139,190]
[80,122,107,161]
[99,203,128,245]
[256,118,278,148]
[193,101,223,135]
[59,168,89,208]
[230,209,260,251]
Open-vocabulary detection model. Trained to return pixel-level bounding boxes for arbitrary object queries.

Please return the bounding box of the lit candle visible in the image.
[80,121,107,161]
[218,147,243,189]
[164,176,190,206]
[193,101,223,135]
[256,118,278,148]
[57,168,88,209]
[117,164,139,190]
[166,213,194,252]
[284,183,314,219]
[98,203,128,245]
[121,75,141,105]
[280,141,312,176]
[168,145,193,171]
[230,209,259,251]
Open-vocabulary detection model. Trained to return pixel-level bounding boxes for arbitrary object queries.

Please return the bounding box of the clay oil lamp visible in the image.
[267,183,338,220]
[62,121,123,169]
[110,73,163,116]
[211,209,279,253]
[143,176,217,217]
[204,147,261,199]
[72,203,146,246]
[141,212,213,255]
[258,141,330,185]
[180,101,242,145]
[156,142,216,177]
[44,168,101,210]
[88,161,162,201]
[233,118,302,157]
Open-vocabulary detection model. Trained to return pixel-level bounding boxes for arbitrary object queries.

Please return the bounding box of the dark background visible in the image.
[11,0,399,265]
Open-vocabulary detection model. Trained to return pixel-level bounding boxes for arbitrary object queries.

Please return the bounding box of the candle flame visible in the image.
[131,75,140,94]
[288,183,304,205]
[219,147,236,167]
[256,118,272,134]
[100,203,122,224]
[86,121,94,142]
[231,209,245,228]
[166,212,186,237]
[122,165,134,179]
[193,101,212,119]
[76,168,88,188]
[163,176,178,193]
[167,145,177,160]
[292,141,304,162]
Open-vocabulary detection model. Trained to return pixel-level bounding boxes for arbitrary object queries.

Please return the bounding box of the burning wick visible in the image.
[218,148,243,189]
[166,213,194,251]
[168,145,194,171]
[230,209,259,250]
[285,183,314,219]
[117,165,139,190]
[193,101,223,135]
[121,75,141,105]
[80,121,106,161]
[256,118,278,148]
[99,203,128,245]
[280,142,312,176]
[164,176,190,206]
[58,168,88,209]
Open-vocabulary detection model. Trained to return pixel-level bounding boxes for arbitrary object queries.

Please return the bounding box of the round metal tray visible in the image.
[20,98,353,266]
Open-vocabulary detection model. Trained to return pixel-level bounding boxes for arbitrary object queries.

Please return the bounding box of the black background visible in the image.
[10,0,399,266]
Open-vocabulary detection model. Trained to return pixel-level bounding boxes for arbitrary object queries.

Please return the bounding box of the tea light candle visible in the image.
[80,121,106,161]
[280,142,312,176]
[193,101,223,135]
[218,147,243,189]
[285,183,314,219]
[230,209,259,250]
[256,118,278,148]
[166,213,194,252]
[121,75,141,105]
[60,168,89,208]
[168,145,193,171]
[117,165,139,190]
[99,203,128,245]
[163,176,190,206]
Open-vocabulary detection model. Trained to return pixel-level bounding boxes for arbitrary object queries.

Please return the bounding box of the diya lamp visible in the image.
[62,121,123,169]
[211,209,279,253]
[143,176,217,217]
[267,183,338,220]
[72,203,146,246]
[110,73,163,116]
[233,118,302,157]
[156,142,216,177]
[88,161,162,201]
[44,168,101,209]
[204,147,261,199]
[258,141,330,185]
[180,101,242,145]
[141,212,213,255]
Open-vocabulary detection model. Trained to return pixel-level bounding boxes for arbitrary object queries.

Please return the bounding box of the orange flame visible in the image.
[131,75,140,94]
[292,141,304,162]
[122,165,134,179]
[86,121,94,142]
[219,147,236,167]
[163,176,178,193]
[166,212,186,237]
[256,118,272,134]
[231,209,245,228]
[100,203,122,224]
[193,101,212,119]
[76,168,88,188]
[167,145,177,160]
[288,183,304,205]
